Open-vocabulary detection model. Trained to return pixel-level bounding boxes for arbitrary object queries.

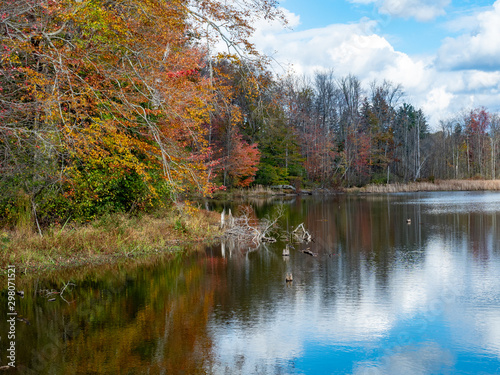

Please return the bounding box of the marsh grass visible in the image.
[346,179,500,193]
[0,206,222,271]
[210,185,282,199]
[238,185,277,196]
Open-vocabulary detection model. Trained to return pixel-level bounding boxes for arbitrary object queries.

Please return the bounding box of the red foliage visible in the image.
[226,135,261,187]
[467,107,490,136]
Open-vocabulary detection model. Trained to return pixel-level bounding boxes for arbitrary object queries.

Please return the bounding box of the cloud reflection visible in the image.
[208,194,500,373]
[353,342,455,375]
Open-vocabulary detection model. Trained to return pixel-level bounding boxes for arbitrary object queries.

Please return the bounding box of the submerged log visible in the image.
[300,248,316,257]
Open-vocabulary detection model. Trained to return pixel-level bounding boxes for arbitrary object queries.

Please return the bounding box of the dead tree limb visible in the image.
[223,205,284,246]
[292,223,312,243]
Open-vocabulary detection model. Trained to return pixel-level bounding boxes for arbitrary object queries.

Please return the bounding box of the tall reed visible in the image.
[347,179,500,193]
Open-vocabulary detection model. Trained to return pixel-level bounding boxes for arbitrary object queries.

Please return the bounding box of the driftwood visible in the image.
[223,205,284,245]
[292,223,312,243]
[37,281,75,304]
[300,249,316,257]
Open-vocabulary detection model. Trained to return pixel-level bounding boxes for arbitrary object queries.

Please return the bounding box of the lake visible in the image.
[2,192,500,374]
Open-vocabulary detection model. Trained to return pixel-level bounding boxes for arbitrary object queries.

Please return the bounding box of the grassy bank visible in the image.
[346,179,500,193]
[211,184,315,200]
[210,185,284,199]
[0,206,222,273]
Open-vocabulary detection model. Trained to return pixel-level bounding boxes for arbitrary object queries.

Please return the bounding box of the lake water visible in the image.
[2,192,500,374]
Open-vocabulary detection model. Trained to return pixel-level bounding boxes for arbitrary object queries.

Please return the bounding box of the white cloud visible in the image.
[249,5,500,130]
[252,16,380,75]
[437,1,500,71]
[251,14,426,83]
[250,12,438,122]
[353,343,455,375]
[467,71,500,92]
[350,0,450,22]
[209,231,500,373]
[420,86,454,120]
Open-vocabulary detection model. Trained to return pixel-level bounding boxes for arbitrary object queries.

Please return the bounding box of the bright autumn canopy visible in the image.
[0,0,283,222]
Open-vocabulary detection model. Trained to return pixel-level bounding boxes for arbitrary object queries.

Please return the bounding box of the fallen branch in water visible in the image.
[292,223,312,243]
[37,281,76,304]
[223,205,284,245]
[59,282,76,304]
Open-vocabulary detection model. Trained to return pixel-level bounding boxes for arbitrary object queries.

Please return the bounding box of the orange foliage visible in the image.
[0,0,284,221]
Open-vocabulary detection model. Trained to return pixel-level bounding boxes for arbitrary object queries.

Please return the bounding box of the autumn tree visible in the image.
[465,107,490,177]
[0,0,284,226]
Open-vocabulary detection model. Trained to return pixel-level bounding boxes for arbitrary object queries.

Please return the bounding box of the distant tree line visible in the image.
[430,108,500,180]
[221,66,430,187]
[221,64,500,188]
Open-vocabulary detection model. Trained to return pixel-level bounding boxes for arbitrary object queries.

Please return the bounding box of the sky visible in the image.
[248,0,500,130]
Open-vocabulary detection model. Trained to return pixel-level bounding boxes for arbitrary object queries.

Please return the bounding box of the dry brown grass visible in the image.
[346,179,500,193]
[231,185,277,197]
[0,207,222,271]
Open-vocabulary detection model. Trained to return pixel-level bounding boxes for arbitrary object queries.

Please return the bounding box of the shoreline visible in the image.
[217,179,500,197]
[0,240,215,277]
[345,179,500,193]
[0,207,222,275]
[3,179,500,275]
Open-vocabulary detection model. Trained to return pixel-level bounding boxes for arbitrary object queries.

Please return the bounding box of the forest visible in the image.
[1,0,500,227]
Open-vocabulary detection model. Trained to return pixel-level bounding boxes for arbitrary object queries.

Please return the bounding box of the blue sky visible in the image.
[249,0,500,129]
[279,0,493,53]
